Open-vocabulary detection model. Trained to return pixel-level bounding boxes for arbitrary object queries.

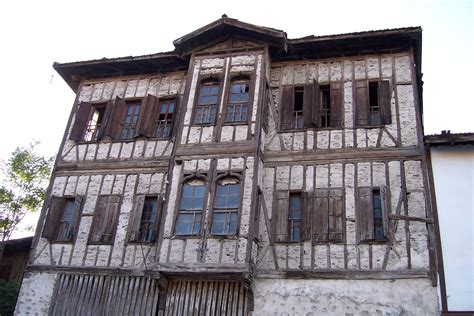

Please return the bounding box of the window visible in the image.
[313,188,344,242]
[42,196,83,242]
[280,81,343,130]
[128,195,162,242]
[320,85,331,127]
[357,187,390,242]
[83,105,106,141]
[211,177,241,235]
[194,80,219,124]
[120,101,142,139]
[225,79,250,123]
[70,94,179,142]
[89,195,121,244]
[273,191,310,242]
[175,179,206,235]
[155,99,175,138]
[70,102,110,142]
[355,80,392,126]
[288,193,302,242]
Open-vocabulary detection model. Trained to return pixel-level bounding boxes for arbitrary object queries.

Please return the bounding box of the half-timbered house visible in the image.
[15,16,439,315]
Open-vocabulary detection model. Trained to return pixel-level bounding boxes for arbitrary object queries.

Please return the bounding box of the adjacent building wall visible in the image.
[430,145,474,311]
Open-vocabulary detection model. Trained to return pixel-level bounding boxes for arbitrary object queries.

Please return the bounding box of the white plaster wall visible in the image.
[15,272,58,315]
[253,278,439,315]
[430,145,474,311]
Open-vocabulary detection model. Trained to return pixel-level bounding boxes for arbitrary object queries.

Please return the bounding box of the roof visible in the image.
[425,131,474,146]
[53,16,422,92]
[0,236,33,253]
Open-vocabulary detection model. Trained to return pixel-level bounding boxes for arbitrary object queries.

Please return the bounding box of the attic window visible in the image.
[293,87,304,128]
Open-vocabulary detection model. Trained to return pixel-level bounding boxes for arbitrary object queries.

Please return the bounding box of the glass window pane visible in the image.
[227,196,239,208]
[176,222,190,235]
[240,93,249,102]
[182,185,194,197]
[215,197,227,208]
[194,186,205,198]
[228,184,240,195]
[168,103,175,112]
[231,84,240,93]
[192,198,204,210]
[210,86,219,95]
[229,212,238,234]
[209,95,218,104]
[290,196,301,209]
[199,96,209,105]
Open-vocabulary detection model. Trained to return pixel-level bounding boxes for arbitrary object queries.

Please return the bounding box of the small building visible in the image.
[425,131,474,315]
[15,16,440,315]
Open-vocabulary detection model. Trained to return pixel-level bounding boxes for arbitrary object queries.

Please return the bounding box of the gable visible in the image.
[194,37,267,55]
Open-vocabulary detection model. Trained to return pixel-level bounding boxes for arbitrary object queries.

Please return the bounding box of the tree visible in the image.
[0,142,52,262]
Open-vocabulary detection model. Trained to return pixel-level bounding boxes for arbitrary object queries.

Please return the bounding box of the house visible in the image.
[425,131,474,315]
[0,236,32,284]
[15,16,439,315]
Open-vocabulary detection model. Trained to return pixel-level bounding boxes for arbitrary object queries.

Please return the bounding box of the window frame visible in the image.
[209,172,243,237]
[153,97,178,139]
[127,195,163,244]
[356,186,391,244]
[119,100,143,140]
[173,174,210,237]
[272,190,311,243]
[191,77,223,126]
[222,74,254,126]
[355,79,392,128]
[42,195,84,244]
[279,80,343,132]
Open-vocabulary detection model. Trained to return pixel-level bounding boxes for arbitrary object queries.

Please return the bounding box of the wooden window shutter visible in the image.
[103,196,121,243]
[302,83,314,128]
[104,97,127,139]
[380,186,391,239]
[358,187,374,241]
[355,80,369,126]
[134,96,151,138]
[69,195,83,240]
[97,100,114,140]
[69,103,91,141]
[170,97,180,138]
[328,189,344,241]
[280,86,294,130]
[128,195,145,242]
[378,80,392,124]
[313,189,329,242]
[272,190,289,242]
[330,83,343,128]
[301,191,312,241]
[312,80,321,127]
[42,196,64,240]
[150,195,164,242]
[90,196,107,243]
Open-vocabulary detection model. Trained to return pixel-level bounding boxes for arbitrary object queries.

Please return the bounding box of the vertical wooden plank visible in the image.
[358,187,374,241]
[355,80,369,126]
[237,282,245,316]
[273,190,290,242]
[330,82,343,127]
[280,85,294,130]
[303,83,314,127]
[314,189,329,242]
[221,282,230,315]
[206,281,215,316]
[188,281,196,315]
[215,282,223,315]
[105,276,117,315]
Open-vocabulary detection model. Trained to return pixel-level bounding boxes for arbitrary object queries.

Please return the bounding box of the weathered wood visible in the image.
[264,148,422,165]
[258,269,430,280]
[388,214,434,223]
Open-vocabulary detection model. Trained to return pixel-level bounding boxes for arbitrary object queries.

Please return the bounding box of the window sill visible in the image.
[355,124,388,129]
[190,123,217,127]
[50,240,74,244]
[88,241,114,245]
[278,126,343,133]
[222,122,249,126]
[208,234,239,240]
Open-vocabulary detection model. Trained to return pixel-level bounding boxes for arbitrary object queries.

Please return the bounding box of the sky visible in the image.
[0,0,472,237]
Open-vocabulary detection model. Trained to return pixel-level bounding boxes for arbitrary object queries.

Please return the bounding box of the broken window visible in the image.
[42,196,83,242]
[225,78,250,123]
[175,179,206,235]
[357,187,390,242]
[155,99,175,138]
[89,195,121,244]
[211,177,241,235]
[280,81,343,130]
[313,188,344,242]
[355,80,392,126]
[120,101,142,139]
[194,80,219,125]
[128,195,162,243]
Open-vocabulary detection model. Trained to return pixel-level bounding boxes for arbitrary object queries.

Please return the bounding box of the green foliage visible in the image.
[0,280,19,316]
[0,142,52,242]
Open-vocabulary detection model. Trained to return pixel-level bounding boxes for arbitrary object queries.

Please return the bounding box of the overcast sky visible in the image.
[1,0,472,236]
